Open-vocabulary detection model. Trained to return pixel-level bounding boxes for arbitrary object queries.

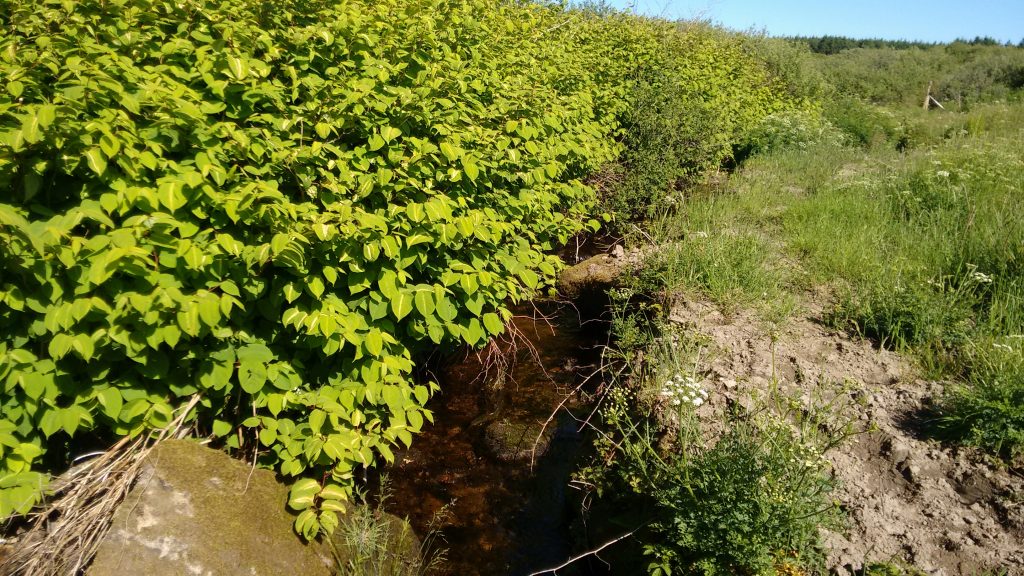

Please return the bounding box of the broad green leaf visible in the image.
[48,334,73,359]
[199,347,235,391]
[197,296,221,327]
[377,269,399,299]
[238,360,267,393]
[463,160,479,182]
[226,56,249,80]
[288,479,321,511]
[439,142,459,162]
[307,276,325,299]
[237,343,274,363]
[84,149,107,176]
[295,509,319,540]
[436,296,458,322]
[390,290,413,320]
[364,329,383,356]
[212,419,233,437]
[408,409,424,432]
[414,289,435,317]
[158,180,186,211]
[483,312,503,335]
[177,305,200,337]
[71,333,95,361]
[460,273,478,295]
[519,269,540,289]
[99,133,120,158]
[20,112,41,144]
[308,409,326,434]
[380,126,401,142]
[464,318,485,346]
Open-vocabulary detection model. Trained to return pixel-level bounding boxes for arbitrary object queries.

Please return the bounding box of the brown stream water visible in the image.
[378,298,609,576]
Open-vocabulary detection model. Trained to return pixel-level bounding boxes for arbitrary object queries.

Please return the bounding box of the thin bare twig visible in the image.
[526,528,640,576]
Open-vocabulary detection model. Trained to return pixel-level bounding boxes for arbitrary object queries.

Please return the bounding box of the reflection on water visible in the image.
[379,300,608,576]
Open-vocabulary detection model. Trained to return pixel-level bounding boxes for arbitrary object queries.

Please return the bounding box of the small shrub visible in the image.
[607,287,659,356]
[735,110,845,161]
[823,97,901,148]
[607,81,719,222]
[586,330,852,576]
[829,278,972,351]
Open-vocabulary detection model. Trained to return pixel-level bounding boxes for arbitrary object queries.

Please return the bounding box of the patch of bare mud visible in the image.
[667,296,1024,575]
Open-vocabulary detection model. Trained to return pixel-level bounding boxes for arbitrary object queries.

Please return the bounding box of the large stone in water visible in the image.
[483,418,555,463]
[556,254,624,299]
[87,439,410,576]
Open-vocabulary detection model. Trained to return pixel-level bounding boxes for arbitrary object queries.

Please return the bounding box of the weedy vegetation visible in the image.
[0,0,803,542]
[581,320,859,576]
[581,31,1024,576]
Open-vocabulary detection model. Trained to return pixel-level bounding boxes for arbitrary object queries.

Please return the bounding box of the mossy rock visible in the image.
[483,418,556,463]
[557,254,624,299]
[87,439,416,576]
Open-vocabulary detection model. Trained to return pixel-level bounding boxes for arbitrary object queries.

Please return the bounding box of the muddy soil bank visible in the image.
[667,295,1024,575]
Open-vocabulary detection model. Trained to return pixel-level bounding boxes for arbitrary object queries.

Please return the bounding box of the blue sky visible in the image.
[601,0,1024,43]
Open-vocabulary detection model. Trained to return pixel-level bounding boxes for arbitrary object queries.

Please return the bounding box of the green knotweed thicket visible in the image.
[0,0,802,537]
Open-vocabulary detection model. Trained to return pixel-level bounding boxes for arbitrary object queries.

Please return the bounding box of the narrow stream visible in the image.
[380,296,609,576]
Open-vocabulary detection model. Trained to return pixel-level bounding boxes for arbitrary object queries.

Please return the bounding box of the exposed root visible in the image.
[0,395,200,576]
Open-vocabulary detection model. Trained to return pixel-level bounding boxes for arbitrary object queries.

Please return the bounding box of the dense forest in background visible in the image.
[793,34,1024,54]
[795,36,1024,107]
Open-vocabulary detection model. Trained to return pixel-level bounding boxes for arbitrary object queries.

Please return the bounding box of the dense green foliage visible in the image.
[792,34,1022,55]
[0,0,804,535]
[809,42,1024,107]
[0,0,610,530]
[598,22,809,223]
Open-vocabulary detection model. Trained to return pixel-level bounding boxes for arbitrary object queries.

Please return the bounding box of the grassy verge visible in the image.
[638,102,1024,460]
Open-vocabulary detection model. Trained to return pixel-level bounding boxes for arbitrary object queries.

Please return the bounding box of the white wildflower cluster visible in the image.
[965,264,993,284]
[968,270,993,284]
[661,374,708,408]
[608,287,635,301]
[936,170,950,178]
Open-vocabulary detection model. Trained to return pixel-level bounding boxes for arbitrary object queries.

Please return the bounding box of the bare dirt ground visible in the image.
[667,295,1024,576]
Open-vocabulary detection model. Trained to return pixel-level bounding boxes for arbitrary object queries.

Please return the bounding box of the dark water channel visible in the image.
[379,296,610,576]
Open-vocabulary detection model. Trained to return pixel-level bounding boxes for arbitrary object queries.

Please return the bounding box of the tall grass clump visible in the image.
[938,342,1024,459]
[629,230,784,310]
[333,479,449,576]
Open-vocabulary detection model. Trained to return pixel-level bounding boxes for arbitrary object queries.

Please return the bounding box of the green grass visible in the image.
[639,102,1024,459]
[332,479,448,576]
